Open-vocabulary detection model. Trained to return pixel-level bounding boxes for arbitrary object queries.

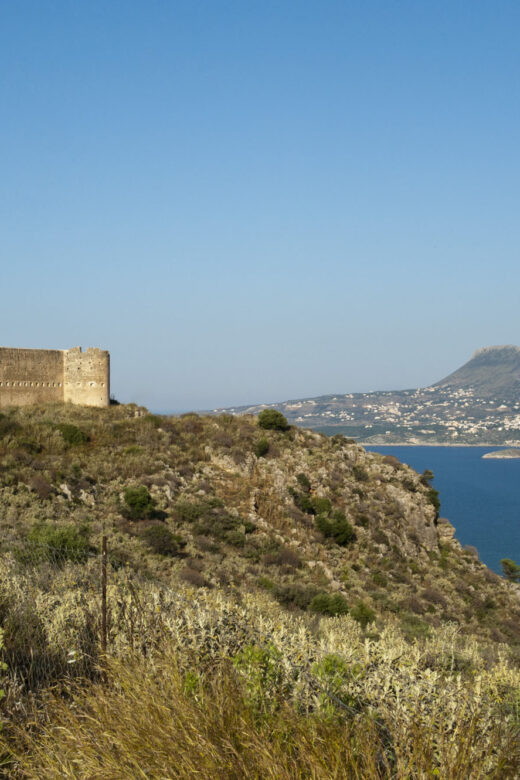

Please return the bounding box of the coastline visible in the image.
[359,442,513,448]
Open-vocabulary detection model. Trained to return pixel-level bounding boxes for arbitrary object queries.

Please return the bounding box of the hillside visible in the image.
[0,403,519,642]
[213,346,520,444]
[2,404,520,775]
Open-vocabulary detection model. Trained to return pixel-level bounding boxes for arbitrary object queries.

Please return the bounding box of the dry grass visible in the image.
[0,572,519,777]
[2,642,519,780]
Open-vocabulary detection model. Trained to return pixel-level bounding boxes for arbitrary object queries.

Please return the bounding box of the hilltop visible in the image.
[2,404,520,775]
[435,345,520,400]
[214,346,520,444]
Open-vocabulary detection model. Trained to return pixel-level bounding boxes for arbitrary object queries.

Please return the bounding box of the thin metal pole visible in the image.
[101,535,107,655]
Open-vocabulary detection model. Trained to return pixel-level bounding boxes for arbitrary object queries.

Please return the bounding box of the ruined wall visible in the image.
[63,347,110,407]
[0,348,64,408]
[0,347,110,408]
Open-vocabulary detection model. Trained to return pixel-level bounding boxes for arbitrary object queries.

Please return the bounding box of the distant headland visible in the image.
[212,345,520,446]
[482,448,520,459]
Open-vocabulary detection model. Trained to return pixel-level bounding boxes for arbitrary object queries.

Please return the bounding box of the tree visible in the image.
[501,558,520,582]
[420,469,435,486]
[257,409,289,431]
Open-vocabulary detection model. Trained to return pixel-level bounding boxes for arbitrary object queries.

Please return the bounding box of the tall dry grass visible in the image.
[3,642,520,779]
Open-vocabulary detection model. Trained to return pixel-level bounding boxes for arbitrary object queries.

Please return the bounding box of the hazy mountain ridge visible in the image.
[215,346,520,444]
[434,345,520,399]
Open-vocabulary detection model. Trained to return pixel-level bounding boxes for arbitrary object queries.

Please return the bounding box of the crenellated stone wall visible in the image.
[0,346,110,408]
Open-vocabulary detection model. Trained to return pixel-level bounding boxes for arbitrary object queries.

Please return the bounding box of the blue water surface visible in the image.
[365,447,520,574]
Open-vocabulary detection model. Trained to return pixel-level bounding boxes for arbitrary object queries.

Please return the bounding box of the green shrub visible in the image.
[501,558,520,582]
[402,477,417,492]
[19,438,42,454]
[315,514,332,537]
[257,576,275,591]
[330,511,356,545]
[352,465,369,482]
[0,413,21,438]
[311,654,362,713]
[273,583,317,610]
[372,572,387,587]
[309,593,349,616]
[296,494,314,514]
[174,497,224,524]
[70,462,82,480]
[56,423,89,446]
[22,522,91,564]
[174,499,208,523]
[296,473,311,493]
[289,488,315,515]
[233,643,284,714]
[263,547,302,569]
[175,496,248,544]
[350,601,376,628]
[124,445,143,455]
[225,529,246,547]
[142,525,186,556]
[315,511,355,546]
[122,486,156,520]
[257,409,289,431]
[254,438,269,457]
[193,512,244,542]
[427,487,441,519]
[420,469,435,486]
[311,496,332,514]
[400,614,430,640]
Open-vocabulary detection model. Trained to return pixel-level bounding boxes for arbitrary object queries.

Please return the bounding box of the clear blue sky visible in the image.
[1,1,519,411]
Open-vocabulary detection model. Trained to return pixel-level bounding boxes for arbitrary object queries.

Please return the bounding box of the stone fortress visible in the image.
[0,347,110,408]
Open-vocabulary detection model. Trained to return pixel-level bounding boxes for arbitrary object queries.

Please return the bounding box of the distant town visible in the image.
[213,346,520,445]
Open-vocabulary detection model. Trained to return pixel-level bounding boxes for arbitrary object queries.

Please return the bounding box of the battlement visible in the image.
[0,346,110,408]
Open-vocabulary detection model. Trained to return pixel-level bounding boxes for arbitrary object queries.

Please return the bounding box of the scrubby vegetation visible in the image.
[0,403,519,775]
[257,408,290,431]
[502,558,520,582]
[0,403,518,639]
[2,582,520,777]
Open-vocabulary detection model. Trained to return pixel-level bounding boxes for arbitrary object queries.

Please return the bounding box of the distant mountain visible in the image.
[434,345,520,400]
[213,346,520,445]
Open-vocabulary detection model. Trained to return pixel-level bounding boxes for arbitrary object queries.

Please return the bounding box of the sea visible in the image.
[365,446,520,574]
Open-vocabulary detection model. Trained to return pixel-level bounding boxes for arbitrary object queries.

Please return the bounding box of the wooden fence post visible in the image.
[101,535,107,655]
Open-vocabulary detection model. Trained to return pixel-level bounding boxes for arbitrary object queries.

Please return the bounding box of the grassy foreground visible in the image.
[1,585,520,778]
[6,644,519,779]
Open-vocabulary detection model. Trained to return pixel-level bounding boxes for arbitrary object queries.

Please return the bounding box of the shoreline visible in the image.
[359,442,514,448]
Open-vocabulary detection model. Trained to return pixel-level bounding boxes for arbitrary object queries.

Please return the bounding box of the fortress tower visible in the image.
[0,346,110,408]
